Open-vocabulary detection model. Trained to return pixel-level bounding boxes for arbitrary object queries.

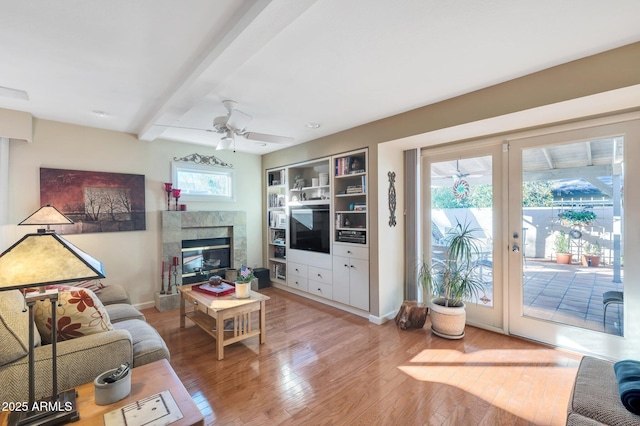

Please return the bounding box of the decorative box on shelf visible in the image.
[192,281,236,297]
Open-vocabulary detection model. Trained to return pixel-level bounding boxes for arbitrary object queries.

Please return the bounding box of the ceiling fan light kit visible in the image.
[216,136,233,151]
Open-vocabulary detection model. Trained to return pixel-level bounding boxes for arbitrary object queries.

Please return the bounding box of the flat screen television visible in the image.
[290,205,330,254]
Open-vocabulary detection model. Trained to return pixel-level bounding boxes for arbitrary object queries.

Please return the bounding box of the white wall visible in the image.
[0,137,9,251]
[375,142,405,322]
[7,119,263,306]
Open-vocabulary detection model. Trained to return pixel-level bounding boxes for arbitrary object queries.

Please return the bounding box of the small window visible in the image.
[172,162,235,202]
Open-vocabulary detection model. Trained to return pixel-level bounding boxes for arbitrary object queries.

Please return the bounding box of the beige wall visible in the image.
[263,41,640,319]
[6,119,263,306]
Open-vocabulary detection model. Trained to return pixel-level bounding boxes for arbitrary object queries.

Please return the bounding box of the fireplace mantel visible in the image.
[161,211,247,287]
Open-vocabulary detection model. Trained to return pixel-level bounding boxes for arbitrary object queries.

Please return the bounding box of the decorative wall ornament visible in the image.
[173,152,233,168]
[452,179,470,199]
[388,171,397,227]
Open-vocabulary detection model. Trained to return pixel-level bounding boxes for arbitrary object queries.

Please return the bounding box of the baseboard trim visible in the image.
[271,283,370,319]
[369,309,397,325]
[135,301,156,310]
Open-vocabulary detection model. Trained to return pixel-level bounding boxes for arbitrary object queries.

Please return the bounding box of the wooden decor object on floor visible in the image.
[394,300,428,329]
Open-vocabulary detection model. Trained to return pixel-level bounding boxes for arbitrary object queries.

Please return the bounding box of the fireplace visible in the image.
[182,237,231,284]
[162,211,247,288]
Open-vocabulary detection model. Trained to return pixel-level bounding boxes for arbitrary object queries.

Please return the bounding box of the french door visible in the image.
[507,120,639,359]
[422,116,640,359]
[422,145,504,331]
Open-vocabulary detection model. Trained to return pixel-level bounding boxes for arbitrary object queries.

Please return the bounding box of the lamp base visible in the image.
[8,389,79,426]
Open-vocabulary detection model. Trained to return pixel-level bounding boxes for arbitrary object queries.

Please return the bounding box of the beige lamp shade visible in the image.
[0,232,105,290]
[18,204,73,227]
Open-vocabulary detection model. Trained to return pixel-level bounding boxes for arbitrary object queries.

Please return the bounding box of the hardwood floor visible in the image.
[143,287,582,425]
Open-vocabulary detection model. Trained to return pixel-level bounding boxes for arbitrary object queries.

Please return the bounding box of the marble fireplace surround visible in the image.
[161,211,247,286]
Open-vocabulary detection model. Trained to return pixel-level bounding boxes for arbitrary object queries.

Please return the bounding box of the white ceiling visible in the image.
[2,0,640,155]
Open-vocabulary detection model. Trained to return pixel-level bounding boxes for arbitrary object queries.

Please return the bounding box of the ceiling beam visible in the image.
[585,141,593,166]
[137,0,318,142]
[541,147,555,169]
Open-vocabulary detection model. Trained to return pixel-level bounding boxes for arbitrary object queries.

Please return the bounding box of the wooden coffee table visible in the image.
[178,283,270,360]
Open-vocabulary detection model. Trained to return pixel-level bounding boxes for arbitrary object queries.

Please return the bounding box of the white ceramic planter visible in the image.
[429,297,466,339]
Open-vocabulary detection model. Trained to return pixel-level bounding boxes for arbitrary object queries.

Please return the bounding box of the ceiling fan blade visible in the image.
[244,132,293,144]
[227,109,252,131]
[155,124,214,132]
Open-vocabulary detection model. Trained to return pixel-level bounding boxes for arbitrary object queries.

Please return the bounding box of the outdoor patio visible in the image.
[522,258,624,336]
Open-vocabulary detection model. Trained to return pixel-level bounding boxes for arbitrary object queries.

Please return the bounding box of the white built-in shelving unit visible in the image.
[264,148,369,314]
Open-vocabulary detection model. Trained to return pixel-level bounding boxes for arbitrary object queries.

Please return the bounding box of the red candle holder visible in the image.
[172,188,181,211]
[164,183,173,211]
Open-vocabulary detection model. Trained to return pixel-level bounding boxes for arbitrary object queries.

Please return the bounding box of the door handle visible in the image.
[512,231,520,252]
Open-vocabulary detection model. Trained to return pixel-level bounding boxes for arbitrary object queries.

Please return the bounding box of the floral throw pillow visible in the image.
[34,287,113,344]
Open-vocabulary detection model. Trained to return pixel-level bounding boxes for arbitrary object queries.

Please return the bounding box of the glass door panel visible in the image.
[508,124,629,357]
[424,146,503,330]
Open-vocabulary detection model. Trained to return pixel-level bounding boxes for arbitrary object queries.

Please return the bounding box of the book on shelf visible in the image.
[268,211,287,228]
[335,156,365,177]
[270,228,286,244]
[273,263,286,280]
[268,193,285,208]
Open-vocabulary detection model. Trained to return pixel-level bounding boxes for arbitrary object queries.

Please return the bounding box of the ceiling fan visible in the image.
[438,160,482,182]
[448,160,482,180]
[160,100,294,151]
[449,160,479,200]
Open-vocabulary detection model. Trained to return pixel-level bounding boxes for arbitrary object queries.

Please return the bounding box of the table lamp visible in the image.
[18,204,73,232]
[0,205,105,425]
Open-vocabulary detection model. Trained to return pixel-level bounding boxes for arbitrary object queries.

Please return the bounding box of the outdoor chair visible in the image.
[603,290,623,328]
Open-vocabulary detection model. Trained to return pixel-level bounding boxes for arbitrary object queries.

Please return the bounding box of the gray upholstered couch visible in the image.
[0,285,169,402]
[567,356,640,425]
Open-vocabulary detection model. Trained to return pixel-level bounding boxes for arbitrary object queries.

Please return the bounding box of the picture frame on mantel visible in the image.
[39,167,146,234]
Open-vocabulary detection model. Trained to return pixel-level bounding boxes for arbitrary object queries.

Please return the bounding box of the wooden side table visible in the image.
[0,359,203,426]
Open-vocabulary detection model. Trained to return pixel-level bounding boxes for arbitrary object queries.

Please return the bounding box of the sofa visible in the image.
[567,356,640,425]
[0,284,169,402]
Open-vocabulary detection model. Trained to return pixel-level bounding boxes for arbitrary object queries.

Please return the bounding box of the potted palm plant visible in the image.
[554,230,572,264]
[418,220,485,339]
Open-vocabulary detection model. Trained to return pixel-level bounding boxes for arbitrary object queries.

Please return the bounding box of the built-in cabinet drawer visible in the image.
[308,265,332,300]
[333,244,368,260]
[308,281,333,299]
[308,266,332,285]
[288,262,308,278]
[287,275,308,292]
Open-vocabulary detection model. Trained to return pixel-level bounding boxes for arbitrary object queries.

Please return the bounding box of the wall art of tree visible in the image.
[39,167,145,234]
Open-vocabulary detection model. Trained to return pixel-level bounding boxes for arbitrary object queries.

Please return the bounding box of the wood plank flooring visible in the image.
[142,287,582,425]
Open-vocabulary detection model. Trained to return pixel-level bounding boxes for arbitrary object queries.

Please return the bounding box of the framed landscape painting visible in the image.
[39,167,146,234]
